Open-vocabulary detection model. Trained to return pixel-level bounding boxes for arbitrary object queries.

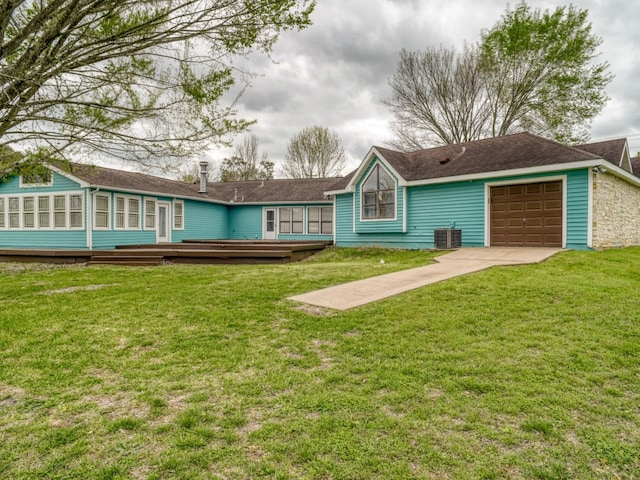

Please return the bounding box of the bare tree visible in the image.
[220,135,273,181]
[281,126,345,178]
[387,45,490,150]
[387,2,612,150]
[0,0,315,172]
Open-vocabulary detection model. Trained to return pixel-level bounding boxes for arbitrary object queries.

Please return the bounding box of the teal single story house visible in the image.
[1,132,640,250]
[328,132,640,250]
[0,162,337,250]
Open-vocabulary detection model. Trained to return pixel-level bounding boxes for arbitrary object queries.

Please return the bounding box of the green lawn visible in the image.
[0,247,639,479]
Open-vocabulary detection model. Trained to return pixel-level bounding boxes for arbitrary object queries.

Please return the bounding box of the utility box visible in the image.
[434,228,462,249]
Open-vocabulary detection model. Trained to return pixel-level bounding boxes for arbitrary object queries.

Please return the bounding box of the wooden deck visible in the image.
[0,240,333,266]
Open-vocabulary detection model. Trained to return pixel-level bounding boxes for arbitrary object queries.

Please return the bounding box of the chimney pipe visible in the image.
[199,161,208,193]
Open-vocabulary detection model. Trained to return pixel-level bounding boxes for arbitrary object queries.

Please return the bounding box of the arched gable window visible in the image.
[362,164,395,219]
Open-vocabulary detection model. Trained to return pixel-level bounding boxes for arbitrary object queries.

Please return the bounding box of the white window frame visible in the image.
[114,194,141,230]
[53,194,67,228]
[38,195,51,229]
[173,200,184,230]
[307,206,333,235]
[93,193,111,230]
[22,196,35,229]
[0,192,84,230]
[19,169,53,188]
[279,207,303,234]
[144,198,157,230]
[360,163,397,221]
[69,194,84,229]
[8,196,19,229]
[0,197,5,229]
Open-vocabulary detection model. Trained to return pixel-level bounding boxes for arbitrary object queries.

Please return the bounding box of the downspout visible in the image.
[87,187,100,250]
[332,195,337,245]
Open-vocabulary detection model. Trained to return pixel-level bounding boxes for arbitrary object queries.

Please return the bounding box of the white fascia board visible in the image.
[324,188,351,195]
[601,161,640,188]
[228,201,333,206]
[331,146,409,195]
[46,163,91,188]
[620,140,633,172]
[405,160,606,187]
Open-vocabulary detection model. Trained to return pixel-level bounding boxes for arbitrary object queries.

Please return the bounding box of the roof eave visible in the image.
[405,159,608,187]
[341,146,409,193]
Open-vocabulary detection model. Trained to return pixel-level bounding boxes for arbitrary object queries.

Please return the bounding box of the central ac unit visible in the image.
[434,228,462,249]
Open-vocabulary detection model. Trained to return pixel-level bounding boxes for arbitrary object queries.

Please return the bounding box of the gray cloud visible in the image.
[210,0,640,173]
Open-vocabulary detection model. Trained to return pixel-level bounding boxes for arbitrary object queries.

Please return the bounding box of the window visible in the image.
[308,206,333,234]
[9,197,19,228]
[69,194,83,228]
[362,164,395,219]
[173,200,184,230]
[115,196,125,229]
[127,198,140,229]
[38,196,50,228]
[20,167,52,187]
[54,195,66,228]
[94,194,110,229]
[23,196,35,228]
[0,192,84,230]
[279,207,303,234]
[114,195,140,230]
[144,199,156,229]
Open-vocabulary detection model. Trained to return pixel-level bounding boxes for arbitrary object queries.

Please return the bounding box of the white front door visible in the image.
[264,208,277,240]
[157,202,171,243]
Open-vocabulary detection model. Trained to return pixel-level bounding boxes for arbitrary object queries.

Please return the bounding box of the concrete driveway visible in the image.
[289,247,563,311]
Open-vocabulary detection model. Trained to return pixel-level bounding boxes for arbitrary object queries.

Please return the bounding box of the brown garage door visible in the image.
[490,181,562,247]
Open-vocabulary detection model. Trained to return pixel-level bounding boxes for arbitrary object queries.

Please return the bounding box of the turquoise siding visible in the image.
[228,205,263,239]
[565,169,589,249]
[276,203,334,241]
[228,204,334,240]
[172,199,228,242]
[406,180,485,247]
[90,191,156,249]
[336,168,590,250]
[93,196,229,248]
[0,172,89,249]
[0,230,88,249]
[355,159,404,233]
[0,171,82,193]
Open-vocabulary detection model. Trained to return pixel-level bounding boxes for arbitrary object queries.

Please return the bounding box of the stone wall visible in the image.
[592,171,640,248]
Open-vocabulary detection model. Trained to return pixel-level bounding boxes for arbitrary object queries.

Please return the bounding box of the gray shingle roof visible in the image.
[61,132,627,201]
[372,132,604,183]
[64,163,338,203]
[575,138,627,166]
[631,157,640,178]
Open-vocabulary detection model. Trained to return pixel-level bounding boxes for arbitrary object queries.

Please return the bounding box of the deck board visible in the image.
[0,240,332,265]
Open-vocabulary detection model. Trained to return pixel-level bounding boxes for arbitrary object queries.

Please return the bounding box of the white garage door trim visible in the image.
[484,175,567,248]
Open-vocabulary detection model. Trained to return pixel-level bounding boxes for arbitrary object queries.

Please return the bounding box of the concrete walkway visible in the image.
[289,247,562,311]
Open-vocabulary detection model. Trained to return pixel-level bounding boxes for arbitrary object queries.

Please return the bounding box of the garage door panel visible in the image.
[526,218,543,228]
[507,218,524,227]
[544,182,562,193]
[525,184,543,194]
[544,199,562,210]
[525,200,543,211]
[508,202,524,213]
[490,180,562,247]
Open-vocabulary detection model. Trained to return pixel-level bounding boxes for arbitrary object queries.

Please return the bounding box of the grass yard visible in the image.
[0,247,639,479]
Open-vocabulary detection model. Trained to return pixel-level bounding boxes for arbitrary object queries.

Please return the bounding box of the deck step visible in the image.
[88,255,164,266]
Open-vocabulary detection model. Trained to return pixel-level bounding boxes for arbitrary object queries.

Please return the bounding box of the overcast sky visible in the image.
[204,0,640,175]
